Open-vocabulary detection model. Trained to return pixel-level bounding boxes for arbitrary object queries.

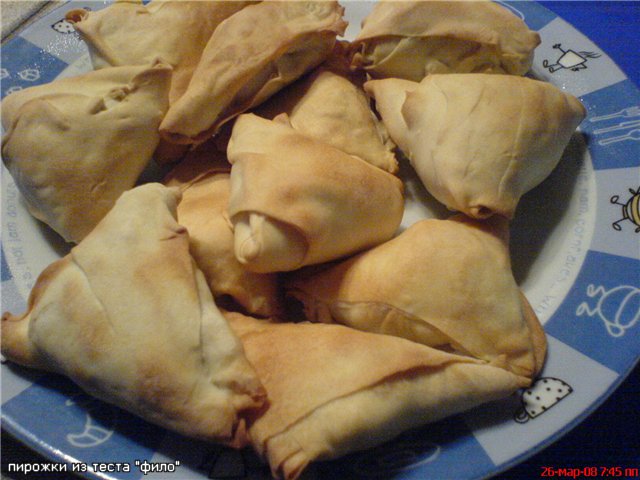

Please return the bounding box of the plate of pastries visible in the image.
[1,1,639,479]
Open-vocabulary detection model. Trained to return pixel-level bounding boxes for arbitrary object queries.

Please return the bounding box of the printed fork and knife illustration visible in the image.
[590,106,640,145]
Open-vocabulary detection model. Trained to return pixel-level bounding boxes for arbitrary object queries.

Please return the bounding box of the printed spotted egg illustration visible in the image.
[515,377,573,423]
[51,8,91,34]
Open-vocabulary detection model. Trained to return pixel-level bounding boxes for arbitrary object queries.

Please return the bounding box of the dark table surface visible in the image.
[2,1,639,479]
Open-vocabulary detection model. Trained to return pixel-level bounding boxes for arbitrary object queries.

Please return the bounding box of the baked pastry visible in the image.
[66,1,257,164]
[159,0,347,144]
[365,74,586,219]
[287,215,547,379]
[66,0,255,105]
[227,113,404,273]
[1,184,265,442]
[1,63,172,243]
[350,0,540,81]
[163,145,282,317]
[226,311,530,480]
[255,45,398,173]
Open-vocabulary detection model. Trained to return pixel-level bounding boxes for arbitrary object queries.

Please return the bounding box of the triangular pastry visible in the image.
[159,0,348,144]
[255,45,397,173]
[287,215,547,379]
[226,113,404,273]
[1,184,265,442]
[365,74,586,219]
[1,63,172,242]
[66,0,255,105]
[350,0,540,80]
[163,146,282,317]
[226,311,530,480]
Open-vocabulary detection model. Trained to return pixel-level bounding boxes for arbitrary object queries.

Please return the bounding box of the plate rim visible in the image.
[1,1,639,479]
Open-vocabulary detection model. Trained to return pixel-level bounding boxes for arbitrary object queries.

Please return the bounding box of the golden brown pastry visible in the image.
[226,113,404,273]
[350,0,540,81]
[287,215,547,379]
[66,1,258,164]
[365,74,586,219]
[159,0,348,144]
[255,45,398,173]
[1,63,172,243]
[1,184,265,443]
[226,311,530,480]
[163,145,282,317]
[66,0,256,105]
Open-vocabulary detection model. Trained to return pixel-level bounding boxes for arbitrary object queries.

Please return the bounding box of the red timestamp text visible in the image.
[541,466,640,478]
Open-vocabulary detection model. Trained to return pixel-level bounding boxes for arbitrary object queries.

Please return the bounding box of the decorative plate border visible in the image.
[1,2,639,479]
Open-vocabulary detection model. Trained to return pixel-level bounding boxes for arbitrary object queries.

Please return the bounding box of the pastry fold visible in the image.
[160,0,347,144]
[255,45,397,173]
[66,0,255,104]
[226,113,404,273]
[163,146,282,317]
[365,74,586,219]
[1,184,265,443]
[226,312,530,480]
[287,215,547,379]
[1,63,172,243]
[350,0,540,81]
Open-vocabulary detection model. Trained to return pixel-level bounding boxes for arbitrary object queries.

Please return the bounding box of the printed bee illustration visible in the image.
[515,377,573,423]
[542,44,601,73]
[611,187,640,232]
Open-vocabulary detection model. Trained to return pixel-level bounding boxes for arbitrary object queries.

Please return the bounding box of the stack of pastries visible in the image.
[1,1,586,479]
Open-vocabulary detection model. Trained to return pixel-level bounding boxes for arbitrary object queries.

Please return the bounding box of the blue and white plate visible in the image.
[2,2,639,479]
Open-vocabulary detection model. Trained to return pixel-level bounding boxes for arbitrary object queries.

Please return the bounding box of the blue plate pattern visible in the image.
[1,2,639,479]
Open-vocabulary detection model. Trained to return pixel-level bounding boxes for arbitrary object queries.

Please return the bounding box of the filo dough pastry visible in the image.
[65,1,255,105]
[287,215,547,379]
[365,74,586,219]
[163,146,282,317]
[1,184,265,442]
[227,113,404,273]
[255,46,397,173]
[350,0,540,81]
[1,63,172,243]
[160,0,347,144]
[226,312,530,480]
